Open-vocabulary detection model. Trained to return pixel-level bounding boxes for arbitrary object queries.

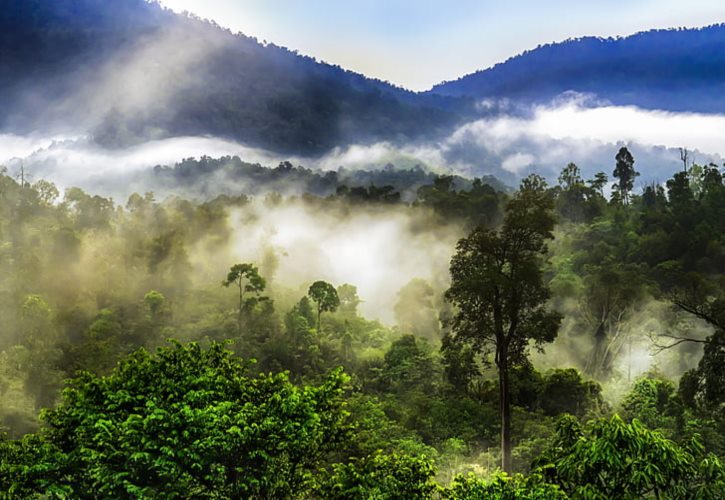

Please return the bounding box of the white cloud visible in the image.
[502,153,535,174]
[5,96,724,202]
[3,136,281,195]
[227,200,461,323]
[530,102,725,156]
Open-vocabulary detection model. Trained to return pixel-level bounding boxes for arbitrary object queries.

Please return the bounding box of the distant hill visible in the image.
[429,25,725,113]
[142,156,508,200]
[0,0,471,155]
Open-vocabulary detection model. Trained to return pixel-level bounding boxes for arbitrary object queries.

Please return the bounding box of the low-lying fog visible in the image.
[2,97,722,201]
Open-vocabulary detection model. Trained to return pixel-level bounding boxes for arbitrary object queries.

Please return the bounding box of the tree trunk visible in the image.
[499,354,512,473]
[587,321,608,378]
[238,280,243,337]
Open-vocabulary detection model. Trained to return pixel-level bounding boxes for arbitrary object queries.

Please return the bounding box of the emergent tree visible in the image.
[223,263,266,336]
[613,146,639,205]
[308,281,340,333]
[445,174,561,472]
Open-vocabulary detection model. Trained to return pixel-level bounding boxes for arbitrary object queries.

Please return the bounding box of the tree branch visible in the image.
[649,333,712,354]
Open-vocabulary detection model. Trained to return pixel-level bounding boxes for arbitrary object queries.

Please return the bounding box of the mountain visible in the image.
[0,0,471,155]
[429,25,725,113]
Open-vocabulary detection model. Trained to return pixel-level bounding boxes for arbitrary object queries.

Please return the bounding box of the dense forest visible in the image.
[0,147,723,497]
[146,156,507,200]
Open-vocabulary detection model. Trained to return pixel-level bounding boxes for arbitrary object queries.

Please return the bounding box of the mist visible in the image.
[5,95,724,204]
[224,200,462,323]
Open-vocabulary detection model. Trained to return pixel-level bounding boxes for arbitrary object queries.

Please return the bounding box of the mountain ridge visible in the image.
[0,0,472,155]
[428,24,725,113]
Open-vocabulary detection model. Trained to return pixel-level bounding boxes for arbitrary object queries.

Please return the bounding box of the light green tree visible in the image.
[222,263,266,336]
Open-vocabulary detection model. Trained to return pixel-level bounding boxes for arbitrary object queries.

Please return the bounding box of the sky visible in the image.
[159,0,725,90]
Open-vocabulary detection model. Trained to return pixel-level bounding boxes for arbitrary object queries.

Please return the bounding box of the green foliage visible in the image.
[445,174,561,471]
[223,263,267,336]
[445,174,561,368]
[416,176,504,227]
[555,163,606,223]
[3,342,351,497]
[443,472,566,499]
[378,335,437,394]
[308,280,341,313]
[222,263,266,295]
[0,433,73,498]
[612,146,639,205]
[679,329,725,411]
[539,414,725,499]
[539,368,603,418]
[143,290,166,319]
[320,451,438,499]
[621,373,683,435]
[0,155,724,497]
[308,280,341,332]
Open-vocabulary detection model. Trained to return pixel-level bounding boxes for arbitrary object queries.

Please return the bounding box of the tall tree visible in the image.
[556,162,590,222]
[588,172,608,197]
[336,284,361,317]
[612,147,639,205]
[445,174,561,472]
[308,281,340,333]
[582,264,646,378]
[222,263,266,337]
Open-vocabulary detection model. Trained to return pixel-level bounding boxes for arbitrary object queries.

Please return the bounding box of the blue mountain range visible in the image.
[2,0,724,155]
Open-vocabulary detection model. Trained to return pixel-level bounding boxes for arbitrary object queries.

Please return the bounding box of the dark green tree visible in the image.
[308,280,340,333]
[588,171,609,197]
[539,368,603,418]
[143,290,165,321]
[445,175,561,472]
[613,147,639,205]
[443,472,566,499]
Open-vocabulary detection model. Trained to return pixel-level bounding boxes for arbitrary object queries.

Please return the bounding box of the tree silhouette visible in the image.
[613,147,639,205]
[445,174,561,472]
[308,281,340,333]
[222,263,266,337]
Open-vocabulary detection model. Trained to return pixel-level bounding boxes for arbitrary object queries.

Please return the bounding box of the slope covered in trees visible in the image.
[147,156,508,200]
[430,25,725,113]
[0,149,724,496]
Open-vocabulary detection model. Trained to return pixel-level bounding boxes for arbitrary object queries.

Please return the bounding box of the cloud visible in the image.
[530,101,725,156]
[291,97,724,185]
[2,136,282,196]
[225,200,462,323]
[434,98,723,181]
[0,134,69,163]
[4,96,724,202]
[501,153,535,174]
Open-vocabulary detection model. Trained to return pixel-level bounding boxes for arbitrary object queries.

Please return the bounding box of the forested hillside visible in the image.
[145,156,508,200]
[430,24,725,113]
[0,150,723,497]
[0,0,468,154]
